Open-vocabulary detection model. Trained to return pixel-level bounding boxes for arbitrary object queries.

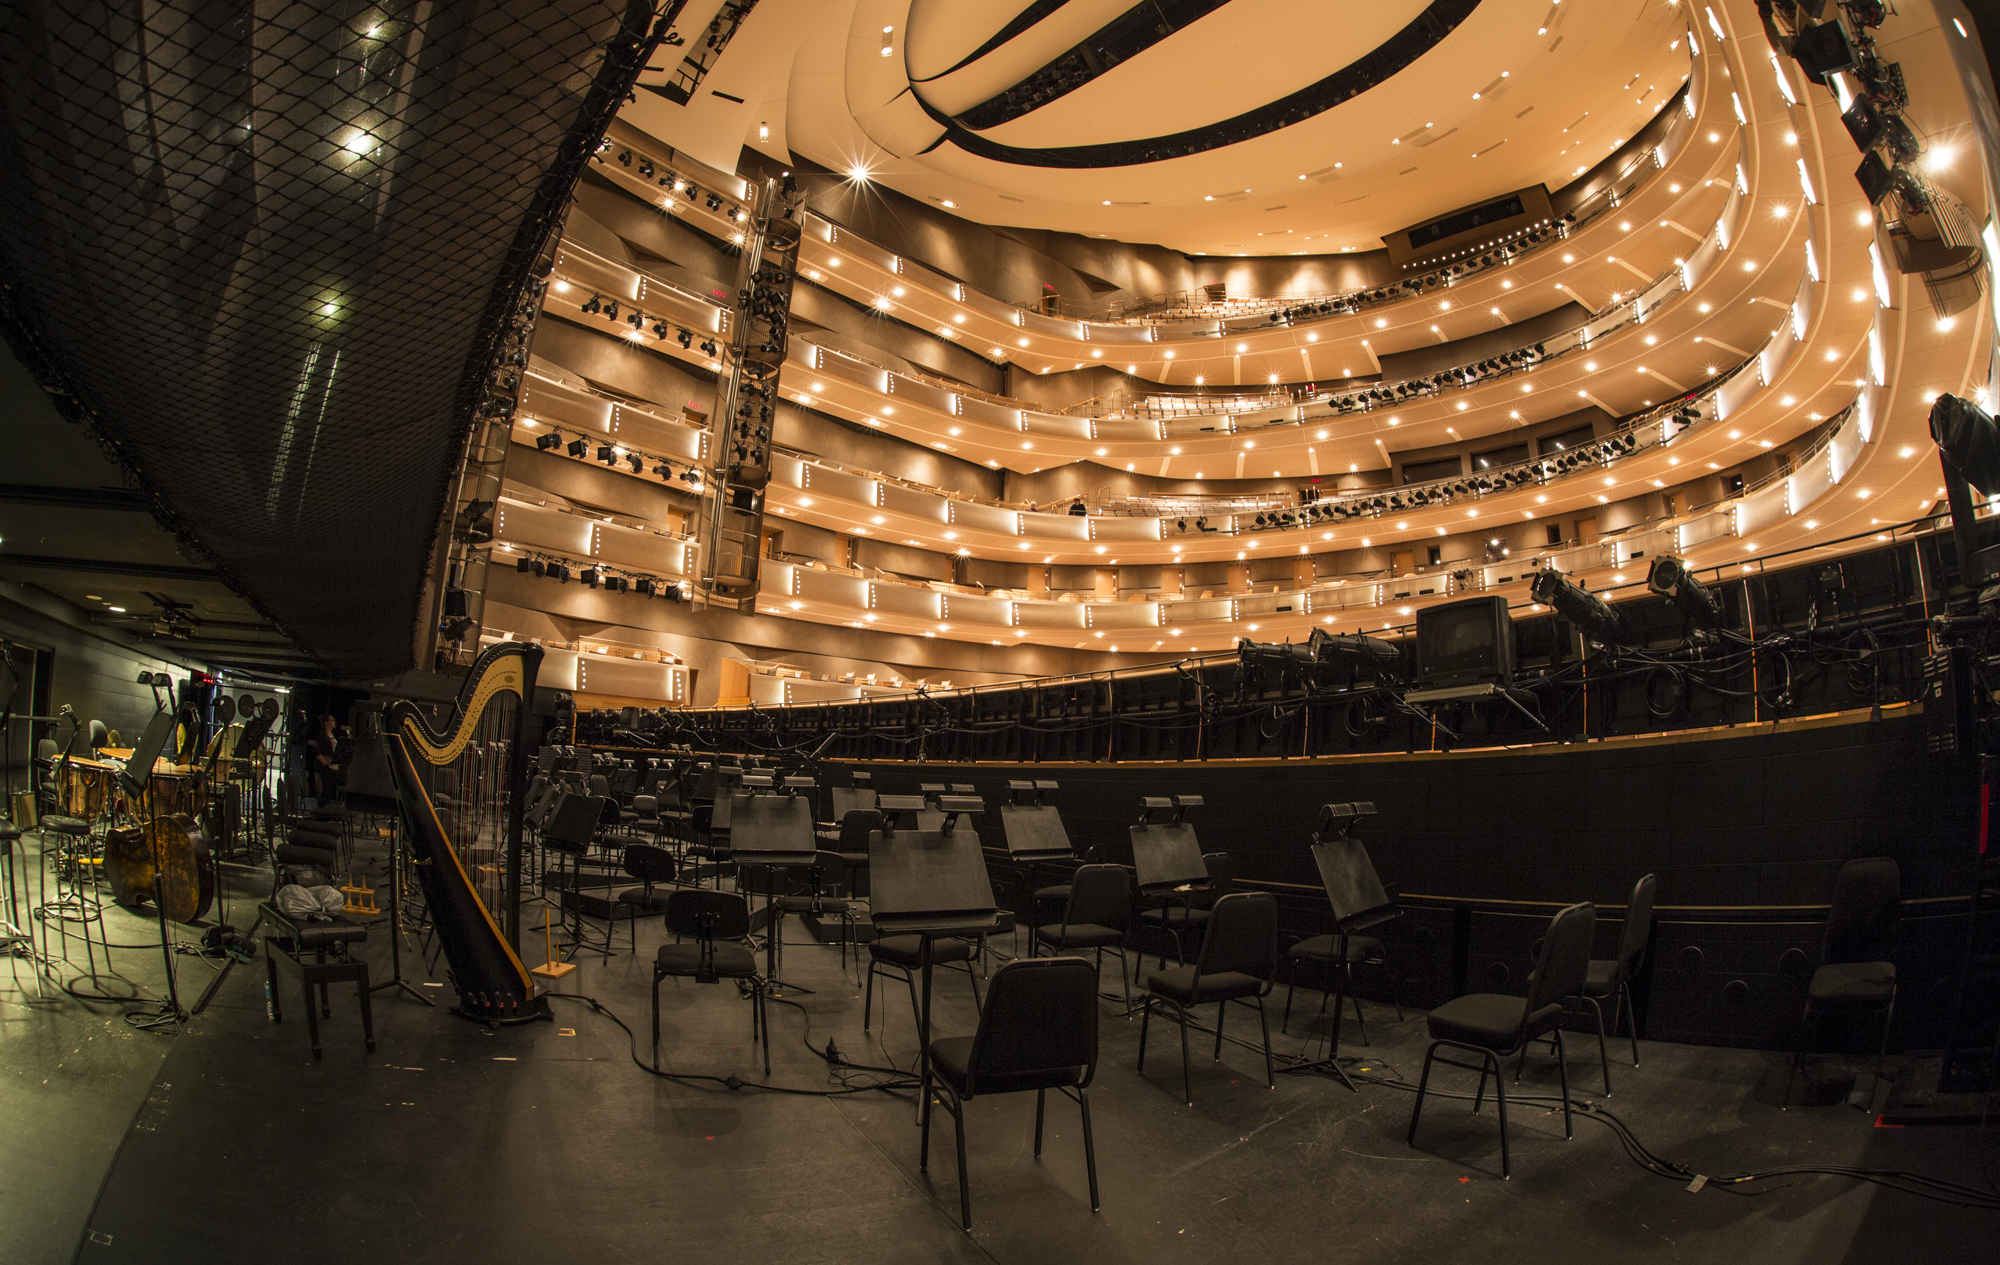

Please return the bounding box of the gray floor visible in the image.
[4,828,1997,1264]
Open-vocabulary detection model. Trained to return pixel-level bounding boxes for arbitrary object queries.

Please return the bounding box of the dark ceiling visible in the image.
[0,0,662,678]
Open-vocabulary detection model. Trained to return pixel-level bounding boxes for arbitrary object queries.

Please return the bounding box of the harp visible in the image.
[384,641,549,1024]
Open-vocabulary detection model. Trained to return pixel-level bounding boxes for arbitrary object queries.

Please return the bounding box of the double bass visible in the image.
[104,813,215,924]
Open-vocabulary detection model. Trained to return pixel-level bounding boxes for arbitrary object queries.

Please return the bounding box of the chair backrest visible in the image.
[36,738,55,762]
[623,843,675,884]
[588,773,610,797]
[1823,856,1899,965]
[89,719,109,750]
[967,957,1100,1092]
[1616,873,1657,969]
[1196,891,1277,979]
[1065,863,1130,929]
[1192,852,1234,911]
[1526,902,1596,1015]
[665,887,749,941]
[632,794,657,816]
[836,809,882,852]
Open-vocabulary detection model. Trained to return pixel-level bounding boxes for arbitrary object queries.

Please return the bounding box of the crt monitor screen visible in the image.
[1415,596,1515,687]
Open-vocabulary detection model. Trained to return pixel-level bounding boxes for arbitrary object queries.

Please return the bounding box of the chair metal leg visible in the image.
[1345,961,1370,1046]
[1137,995,1152,1071]
[1554,1029,1573,1140]
[1581,995,1611,1095]
[758,987,770,1076]
[1282,964,1297,1033]
[919,1069,934,1168]
[1034,1088,1046,1156]
[953,1093,972,1232]
[1177,1001,1193,1106]
[1619,979,1639,1066]
[1406,1043,1439,1145]
[1492,1052,1511,1179]
[1077,1087,1100,1212]
[1213,998,1226,1060]
[1256,994,1275,1088]
[863,960,876,1029]
[1473,1058,1488,1114]
[1782,1002,1810,1109]
[650,973,661,1069]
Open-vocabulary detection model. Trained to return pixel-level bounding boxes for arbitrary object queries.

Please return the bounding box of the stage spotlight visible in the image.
[516,557,533,573]
[652,321,670,339]
[705,194,722,210]
[616,150,632,166]
[601,300,619,321]
[626,309,643,330]
[596,444,615,463]
[565,437,588,458]
[636,578,659,597]
[581,568,600,588]
[677,329,693,349]
[679,468,704,487]
[1531,567,1628,644]
[530,560,547,578]
[1648,556,1720,628]
[536,431,562,451]
[625,452,644,473]
[638,159,654,177]
[550,563,570,582]
[699,338,718,356]
[580,294,602,314]
[1931,394,2000,494]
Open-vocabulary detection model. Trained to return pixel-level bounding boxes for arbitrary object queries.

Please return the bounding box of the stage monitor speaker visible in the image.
[1791,21,1858,82]
[1855,151,1897,204]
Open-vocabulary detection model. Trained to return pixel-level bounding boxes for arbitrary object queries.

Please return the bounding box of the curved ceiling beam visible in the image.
[910,0,1481,169]
[911,0,1075,84]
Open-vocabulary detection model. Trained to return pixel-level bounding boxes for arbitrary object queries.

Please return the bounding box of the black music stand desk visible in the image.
[869,795,1001,1092]
[727,778,818,994]
[1298,815,1401,1091]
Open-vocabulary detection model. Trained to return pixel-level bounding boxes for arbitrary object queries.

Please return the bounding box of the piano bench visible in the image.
[260,901,374,1059]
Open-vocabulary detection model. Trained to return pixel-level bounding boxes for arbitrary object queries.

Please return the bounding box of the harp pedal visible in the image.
[340,884,381,916]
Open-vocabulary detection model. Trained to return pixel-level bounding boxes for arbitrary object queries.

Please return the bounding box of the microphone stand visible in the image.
[47,710,132,1001]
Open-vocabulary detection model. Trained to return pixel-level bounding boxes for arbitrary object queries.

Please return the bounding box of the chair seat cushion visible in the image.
[656,941,757,978]
[778,896,852,914]
[1138,906,1213,929]
[1144,965,1265,1005]
[1582,959,1625,997]
[1808,961,1895,1009]
[260,902,369,950]
[870,935,972,968]
[1426,993,1559,1051]
[928,1034,1085,1098]
[1287,934,1382,963]
[39,815,90,836]
[1036,923,1123,950]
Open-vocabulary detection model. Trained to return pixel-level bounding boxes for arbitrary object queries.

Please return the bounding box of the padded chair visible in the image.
[775,849,857,975]
[616,844,677,952]
[867,934,984,1036]
[828,809,878,901]
[1783,857,1900,1108]
[920,957,1102,1232]
[1570,873,1656,1095]
[1406,901,1595,1179]
[1034,863,1133,1010]
[652,888,768,1075]
[1282,931,1400,1041]
[1137,891,1279,1105]
[260,839,374,1059]
[1137,851,1232,968]
[682,804,728,887]
[1029,845,1103,942]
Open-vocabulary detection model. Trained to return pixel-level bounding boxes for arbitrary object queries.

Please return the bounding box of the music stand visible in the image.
[347,735,434,1008]
[728,774,818,994]
[869,793,1002,1092]
[1129,796,1207,891]
[543,791,614,957]
[119,709,186,1025]
[1295,802,1402,1091]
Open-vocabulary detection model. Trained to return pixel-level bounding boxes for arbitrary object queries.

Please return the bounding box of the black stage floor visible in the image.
[4,830,1997,1264]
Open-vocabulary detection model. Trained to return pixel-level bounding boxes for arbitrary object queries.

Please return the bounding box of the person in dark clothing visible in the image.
[1068,498,1087,516]
[309,713,341,802]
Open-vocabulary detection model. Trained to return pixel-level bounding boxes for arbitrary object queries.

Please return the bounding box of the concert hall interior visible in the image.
[5,0,2000,1261]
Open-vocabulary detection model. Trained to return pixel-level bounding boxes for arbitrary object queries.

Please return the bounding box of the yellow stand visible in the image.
[340,883,380,916]
[529,907,576,979]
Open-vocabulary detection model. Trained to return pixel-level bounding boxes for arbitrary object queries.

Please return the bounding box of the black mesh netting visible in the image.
[0,0,666,676]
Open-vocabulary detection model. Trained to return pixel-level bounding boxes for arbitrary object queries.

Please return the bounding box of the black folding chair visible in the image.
[921,957,1101,1231]
[1407,901,1595,1178]
[652,888,768,1075]
[1783,857,1899,1108]
[1137,891,1278,1105]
